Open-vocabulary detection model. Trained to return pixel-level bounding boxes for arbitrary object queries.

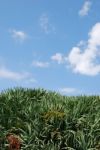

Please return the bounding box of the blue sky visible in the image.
[0,0,100,95]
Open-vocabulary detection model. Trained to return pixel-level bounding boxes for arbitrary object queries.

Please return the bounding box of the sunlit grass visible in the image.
[0,88,100,149]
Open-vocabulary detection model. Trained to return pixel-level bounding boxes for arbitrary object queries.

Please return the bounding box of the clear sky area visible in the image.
[0,0,100,95]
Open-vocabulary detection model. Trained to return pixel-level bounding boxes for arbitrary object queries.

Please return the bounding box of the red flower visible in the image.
[6,133,22,150]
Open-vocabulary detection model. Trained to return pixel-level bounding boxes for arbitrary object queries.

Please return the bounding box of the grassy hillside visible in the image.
[0,88,100,150]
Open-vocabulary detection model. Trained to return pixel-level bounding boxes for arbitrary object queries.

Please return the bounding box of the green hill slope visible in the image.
[0,88,100,149]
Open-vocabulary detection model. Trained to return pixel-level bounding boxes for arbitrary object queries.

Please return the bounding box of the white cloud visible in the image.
[79,1,91,16]
[0,66,31,81]
[10,29,28,42]
[51,53,64,64]
[32,61,49,68]
[40,14,55,34]
[67,23,100,76]
[59,87,77,94]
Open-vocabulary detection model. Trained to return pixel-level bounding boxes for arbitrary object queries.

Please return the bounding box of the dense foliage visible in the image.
[0,88,100,150]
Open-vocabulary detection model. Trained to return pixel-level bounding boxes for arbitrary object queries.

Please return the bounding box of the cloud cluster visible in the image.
[67,23,100,76]
[79,1,91,16]
[51,23,100,76]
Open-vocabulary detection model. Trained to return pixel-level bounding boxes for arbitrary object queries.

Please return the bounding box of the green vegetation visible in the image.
[0,88,100,150]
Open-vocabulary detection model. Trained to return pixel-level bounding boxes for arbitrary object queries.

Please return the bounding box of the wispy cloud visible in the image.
[67,22,100,76]
[0,66,31,81]
[51,53,64,64]
[10,29,28,42]
[32,61,49,68]
[39,14,55,34]
[25,78,37,84]
[79,1,92,16]
[59,87,77,95]
[77,40,87,47]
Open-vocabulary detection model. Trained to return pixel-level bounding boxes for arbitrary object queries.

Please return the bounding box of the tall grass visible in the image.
[0,88,100,149]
